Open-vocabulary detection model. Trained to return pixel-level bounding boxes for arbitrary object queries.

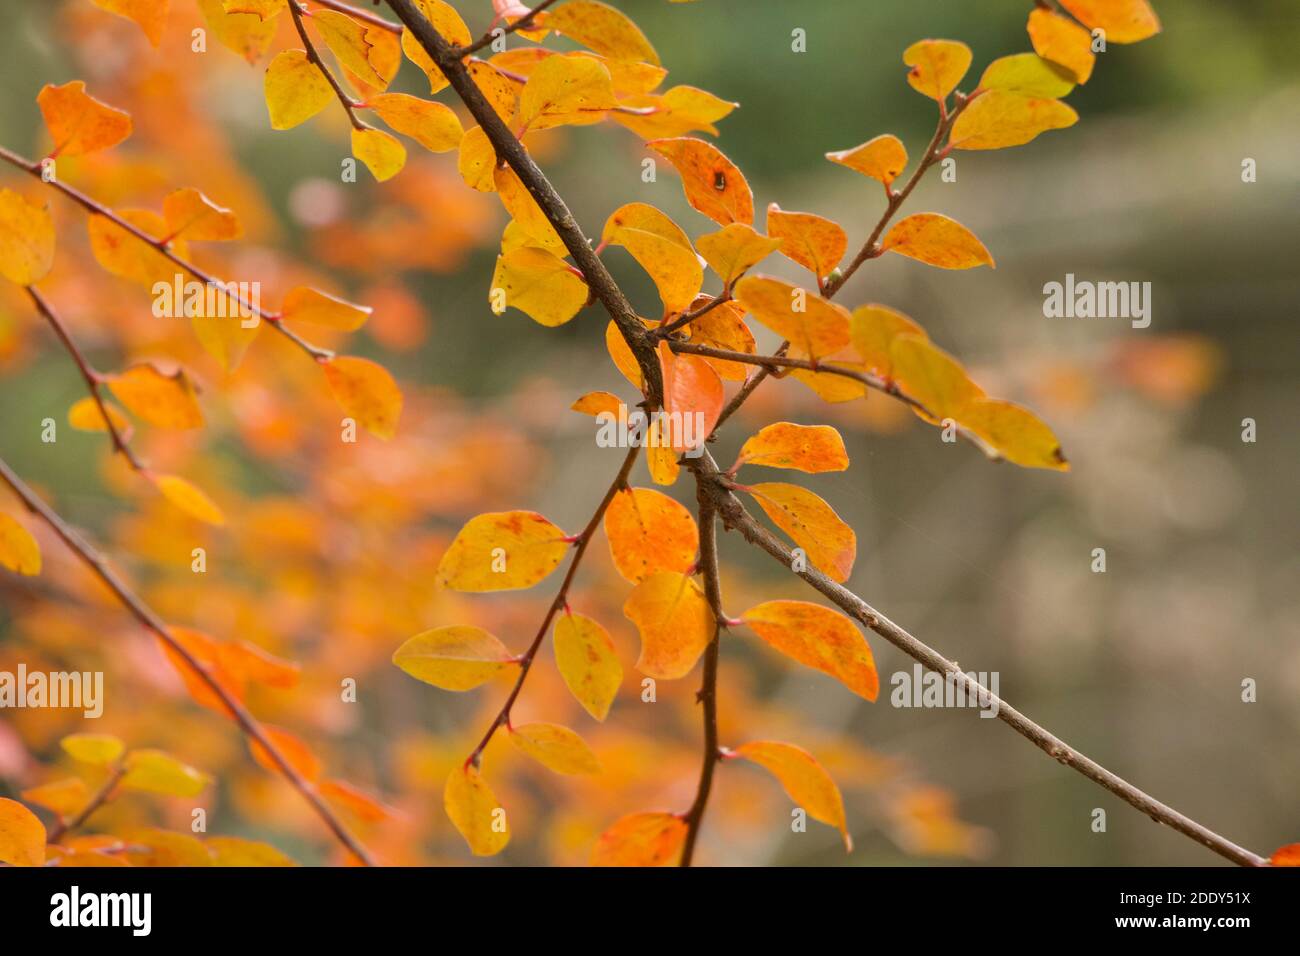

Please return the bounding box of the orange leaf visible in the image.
[623,571,714,680]
[319,780,395,824]
[740,600,878,701]
[572,390,624,418]
[67,396,132,438]
[694,223,779,288]
[903,39,972,102]
[369,92,464,153]
[250,725,322,782]
[658,341,723,453]
[602,203,702,314]
[162,187,242,242]
[1270,843,1300,867]
[281,286,371,331]
[0,513,41,576]
[648,137,753,226]
[731,741,852,850]
[736,422,849,474]
[106,363,203,429]
[889,333,984,424]
[152,474,226,526]
[733,275,851,361]
[400,0,472,95]
[322,355,403,440]
[437,511,569,592]
[686,297,756,382]
[90,0,169,46]
[591,811,686,866]
[351,127,407,182]
[21,778,88,817]
[265,49,333,129]
[850,303,929,379]
[766,204,848,284]
[1057,0,1160,44]
[445,764,509,856]
[0,188,56,286]
[0,798,47,867]
[1027,7,1096,84]
[490,246,588,327]
[517,54,617,132]
[37,81,131,158]
[744,482,856,583]
[950,91,1078,151]
[825,134,908,186]
[604,486,699,583]
[87,209,190,287]
[546,0,660,66]
[881,213,995,270]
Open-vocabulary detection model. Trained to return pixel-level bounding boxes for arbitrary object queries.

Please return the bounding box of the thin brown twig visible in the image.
[456,0,561,57]
[289,0,368,131]
[466,444,641,766]
[0,456,376,865]
[46,762,126,844]
[0,145,333,362]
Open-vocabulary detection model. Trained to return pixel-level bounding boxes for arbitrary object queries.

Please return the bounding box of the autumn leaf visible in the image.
[646,418,681,487]
[120,749,212,797]
[740,600,878,701]
[695,223,780,289]
[321,355,403,440]
[648,137,754,226]
[106,363,204,429]
[1027,7,1096,84]
[766,204,848,284]
[623,571,714,679]
[369,93,464,153]
[612,85,738,140]
[161,187,242,243]
[0,188,55,286]
[318,780,394,825]
[889,333,984,424]
[445,764,510,856]
[458,126,498,191]
[547,0,660,66]
[1058,0,1160,44]
[571,390,624,418]
[1270,843,1300,867]
[658,341,724,453]
[881,213,995,270]
[153,472,227,525]
[602,203,702,314]
[351,127,407,182]
[591,811,686,866]
[0,513,41,576]
[249,726,323,782]
[903,39,972,102]
[265,50,334,129]
[313,9,393,91]
[61,733,125,767]
[38,81,132,158]
[468,60,519,125]
[207,836,296,867]
[280,286,371,331]
[604,486,699,583]
[730,741,852,850]
[437,510,569,591]
[850,303,929,379]
[0,798,46,867]
[825,134,908,186]
[87,209,189,287]
[744,482,856,583]
[686,297,756,381]
[67,396,132,438]
[393,625,517,690]
[198,0,279,63]
[553,611,622,721]
[949,90,1078,151]
[736,422,849,474]
[21,778,88,817]
[733,275,851,361]
[958,398,1070,471]
[495,165,566,253]
[518,54,617,132]
[509,723,602,775]
[490,246,588,326]
[977,53,1076,99]
[90,0,169,46]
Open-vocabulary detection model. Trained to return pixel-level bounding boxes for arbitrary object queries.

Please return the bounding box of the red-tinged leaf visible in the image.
[591,811,687,866]
[250,725,323,783]
[38,81,131,158]
[658,341,723,453]
[648,137,753,226]
[1270,843,1300,866]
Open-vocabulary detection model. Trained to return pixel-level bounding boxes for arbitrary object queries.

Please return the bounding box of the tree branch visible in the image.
[456,0,560,58]
[46,761,126,844]
[288,0,368,131]
[0,456,376,865]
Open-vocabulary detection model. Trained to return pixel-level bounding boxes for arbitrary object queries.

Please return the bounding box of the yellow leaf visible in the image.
[518,54,617,131]
[437,510,569,592]
[903,39,972,102]
[280,286,371,331]
[392,625,517,691]
[766,204,847,284]
[958,398,1070,471]
[91,0,169,46]
[785,348,869,403]
[265,49,333,129]
[685,298,755,382]
[162,187,242,242]
[604,487,698,583]
[571,390,623,418]
[695,223,779,289]
[744,482,856,583]
[401,0,471,95]
[611,84,737,139]
[509,722,602,775]
[0,798,46,867]
[602,203,702,314]
[61,733,125,767]
[648,137,753,226]
[646,418,681,487]
[458,125,499,193]
[87,209,189,288]
[313,9,389,90]
[468,60,519,126]
[1027,7,1096,84]
[623,571,713,680]
[37,81,131,158]
[740,600,878,701]
[120,749,211,798]
[850,304,928,379]
[152,473,227,526]
[67,396,132,437]
[825,134,908,186]
[351,127,406,182]
[547,0,660,66]
[1058,0,1160,43]
[106,363,203,429]
[444,764,510,856]
[490,246,588,327]
[207,836,296,867]
[591,811,686,866]
[20,778,88,817]
[889,333,984,424]
[122,826,212,866]
[0,513,41,576]
[553,611,622,721]
[606,319,644,389]
[880,213,994,270]
[191,308,261,374]
[0,188,55,286]
[950,90,1078,151]
[495,165,566,253]
[369,92,464,153]
[222,0,286,20]
[978,53,1076,98]
[731,741,852,850]
[737,422,849,474]
[197,0,278,64]
[733,275,851,361]
[322,355,403,440]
